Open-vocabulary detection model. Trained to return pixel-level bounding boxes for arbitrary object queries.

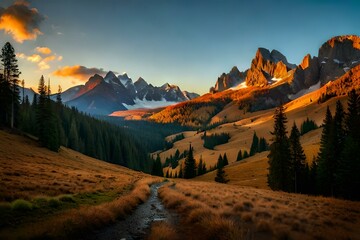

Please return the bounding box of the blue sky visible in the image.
[0,0,359,94]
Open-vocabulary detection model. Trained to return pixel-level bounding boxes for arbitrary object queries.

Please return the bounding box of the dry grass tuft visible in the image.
[147,221,179,240]
[158,180,360,240]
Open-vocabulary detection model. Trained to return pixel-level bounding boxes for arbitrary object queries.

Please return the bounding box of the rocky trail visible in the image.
[87,182,177,240]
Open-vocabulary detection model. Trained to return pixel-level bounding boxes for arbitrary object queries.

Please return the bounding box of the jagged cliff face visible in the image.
[289,36,360,92]
[245,48,295,87]
[212,48,296,92]
[212,66,246,92]
[318,35,360,84]
[290,54,320,93]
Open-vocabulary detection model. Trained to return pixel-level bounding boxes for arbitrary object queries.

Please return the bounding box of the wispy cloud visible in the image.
[35,46,52,55]
[27,54,42,63]
[0,0,44,43]
[53,65,107,81]
[17,46,62,70]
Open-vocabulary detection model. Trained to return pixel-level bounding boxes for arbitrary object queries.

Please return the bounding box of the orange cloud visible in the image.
[35,47,52,55]
[38,61,50,70]
[53,65,107,81]
[43,55,56,62]
[27,54,42,63]
[0,1,44,43]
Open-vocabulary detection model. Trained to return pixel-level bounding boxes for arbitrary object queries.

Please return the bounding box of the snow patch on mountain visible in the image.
[230,81,247,90]
[123,98,178,110]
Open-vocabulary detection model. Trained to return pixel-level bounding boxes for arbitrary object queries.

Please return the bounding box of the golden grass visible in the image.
[2,178,157,239]
[147,221,179,240]
[159,95,346,190]
[159,180,360,240]
[0,130,149,201]
[0,130,160,239]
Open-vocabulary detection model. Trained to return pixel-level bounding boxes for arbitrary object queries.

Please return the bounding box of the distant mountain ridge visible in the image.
[212,35,360,94]
[150,35,360,127]
[61,72,199,115]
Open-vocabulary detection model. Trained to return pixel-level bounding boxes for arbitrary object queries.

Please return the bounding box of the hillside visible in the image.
[0,130,157,238]
[149,35,360,127]
[158,89,347,187]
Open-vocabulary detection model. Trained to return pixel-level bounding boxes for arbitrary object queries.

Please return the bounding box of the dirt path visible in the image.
[88,182,177,240]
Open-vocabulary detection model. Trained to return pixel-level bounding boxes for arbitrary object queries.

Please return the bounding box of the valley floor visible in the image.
[1,130,359,240]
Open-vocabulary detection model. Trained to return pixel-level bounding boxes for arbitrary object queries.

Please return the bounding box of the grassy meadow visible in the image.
[0,130,159,239]
[156,180,360,240]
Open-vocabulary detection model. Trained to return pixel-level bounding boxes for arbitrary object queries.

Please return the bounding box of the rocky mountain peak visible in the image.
[134,77,149,92]
[104,71,116,80]
[319,35,360,63]
[212,66,246,93]
[118,72,129,79]
[300,54,312,70]
[327,35,360,50]
[246,48,294,87]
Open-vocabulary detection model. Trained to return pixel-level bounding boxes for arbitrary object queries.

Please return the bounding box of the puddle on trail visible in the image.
[87,182,177,240]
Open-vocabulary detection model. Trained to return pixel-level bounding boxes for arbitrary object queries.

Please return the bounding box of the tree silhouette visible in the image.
[0,42,20,128]
[215,154,229,183]
[184,144,196,179]
[268,105,291,191]
[289,122,306,193]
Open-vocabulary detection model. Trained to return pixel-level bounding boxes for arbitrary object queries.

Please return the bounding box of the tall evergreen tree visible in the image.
[0,42,20,128]
[56,85,62,105]
[250,132,259,156]
[223,153,229,166]
[289,122,306,193]
[178,163,183,178]
[242,150,249,159]
[36,75,47,143]
[259,137,269,152]
[268,105,292,191]
[236,150,243,161]
[151,154,163,177]
[183,144,196,179]
[197,155,206,176]
[337,90,360,200]
[317,106,336,196]
[215,154,229,183]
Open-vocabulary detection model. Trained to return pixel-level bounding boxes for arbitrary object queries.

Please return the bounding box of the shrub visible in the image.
[11,199,32,211]
[48,198,61,208]
[59,195,75,203]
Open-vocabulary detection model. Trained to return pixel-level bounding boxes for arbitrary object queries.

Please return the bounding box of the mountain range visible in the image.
[150,35,360,127]
[54,72,199,115]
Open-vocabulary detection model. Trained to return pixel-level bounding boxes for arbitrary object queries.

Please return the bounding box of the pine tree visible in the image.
[337,90,360,200]
[68,118,79,150]
[184,144,196,179]
[250,132,259,156]
[223,153,229,166]
[289,122,306,193]
[236,150,243,161]
[243,150,249,159]
[178,163,183,178]
[198,155,204,176]
[317,106,336,196]
[259,137,269,152]
[215,154,229,183]
[56,85,62,105]
[268,105,291,191]
[36,75,47,144]
[217,154,223,167]
[0,42,20,128]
